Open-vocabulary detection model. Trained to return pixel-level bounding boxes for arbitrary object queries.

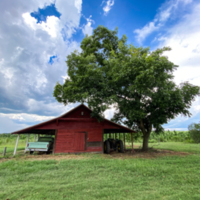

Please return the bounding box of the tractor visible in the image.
[104,138,124,154]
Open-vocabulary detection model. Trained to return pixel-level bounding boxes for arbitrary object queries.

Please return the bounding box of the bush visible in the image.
[188,123,200,143]
[149,139,157,143]
[5,138,10,143]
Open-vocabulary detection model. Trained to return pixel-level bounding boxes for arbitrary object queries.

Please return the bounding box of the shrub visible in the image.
[188,123,200,143]
[172,136,179,142]
[149,139,157,143]
[5,138,10,143]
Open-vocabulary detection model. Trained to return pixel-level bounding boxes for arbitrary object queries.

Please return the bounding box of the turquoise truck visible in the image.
[26,137,54,154]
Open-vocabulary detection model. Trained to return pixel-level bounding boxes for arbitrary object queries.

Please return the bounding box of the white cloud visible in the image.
[75,0,82,14]
[103,0,114,15]
[158,2,200,85]
[164,128,188,131]
[26,99,75,116]
[134,22,159,44]
[82,15,94,36]
[23,13,60,38]
[55,0,82,38]
[104,104,118,119]
[0,113,54,123]
[104,107,115,120]
[0,115,28,133]
[156,2,200,130]
[134,0,193,43]
[0,0,82,132]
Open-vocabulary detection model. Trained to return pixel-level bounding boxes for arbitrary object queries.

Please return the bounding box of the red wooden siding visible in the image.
[87,129,102,142]
[62,106,91,118]
[74,132,85,151]
[87,146,102,151]
[55,130,74,153]
[55,129,102,153]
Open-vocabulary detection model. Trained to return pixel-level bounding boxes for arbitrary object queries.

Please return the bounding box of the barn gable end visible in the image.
[12,104,134,154]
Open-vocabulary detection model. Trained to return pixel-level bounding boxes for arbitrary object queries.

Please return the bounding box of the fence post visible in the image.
[13,134,20,156]
[3,147,7,156]
[24,134,30,153]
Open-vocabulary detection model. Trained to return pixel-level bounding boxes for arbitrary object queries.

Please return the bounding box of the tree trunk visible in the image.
[137,119,152,151]
[142,132,150,151]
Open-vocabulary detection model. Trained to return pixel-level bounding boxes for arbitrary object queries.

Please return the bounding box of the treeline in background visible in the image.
[0,130,198,146]
[104,131,193,143]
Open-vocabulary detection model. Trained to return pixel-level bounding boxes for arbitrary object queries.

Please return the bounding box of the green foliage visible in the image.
[103,131,192,144]
[188,123,200,143]
[54,25,200,150]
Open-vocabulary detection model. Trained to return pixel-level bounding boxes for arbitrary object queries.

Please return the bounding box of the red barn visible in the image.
[12,104,134,154]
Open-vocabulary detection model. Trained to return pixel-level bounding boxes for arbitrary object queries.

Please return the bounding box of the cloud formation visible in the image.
[82,15,94,36]
[0,0,82,132]
[103,0,114,15]
[156,1,200,130]
[134,0,193,43]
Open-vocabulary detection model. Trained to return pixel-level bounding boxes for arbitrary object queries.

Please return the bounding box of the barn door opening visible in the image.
[74,132,86,151]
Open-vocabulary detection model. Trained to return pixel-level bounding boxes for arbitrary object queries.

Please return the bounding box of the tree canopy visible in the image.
[54,25,200,151]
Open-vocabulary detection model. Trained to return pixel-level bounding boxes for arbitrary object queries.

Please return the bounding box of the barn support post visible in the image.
[109,133,111,138]
[24,134,30,153]
[13,134,20,156]
[115,133,117,139]
[124,133,126,151]
[131,132,134,153]
[118,133,120,140]
[53,130,58,155]
[102,130,104,154]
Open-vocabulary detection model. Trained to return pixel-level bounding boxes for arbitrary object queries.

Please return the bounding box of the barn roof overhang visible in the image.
[11,104,135,135]
[103,129,134,133]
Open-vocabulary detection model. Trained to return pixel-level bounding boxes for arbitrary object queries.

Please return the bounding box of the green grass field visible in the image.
[1,142,200,200]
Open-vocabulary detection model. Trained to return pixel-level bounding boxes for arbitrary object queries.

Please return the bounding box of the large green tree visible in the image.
[54,26,200,151]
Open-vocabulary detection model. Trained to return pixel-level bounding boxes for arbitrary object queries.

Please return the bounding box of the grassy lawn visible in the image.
[0,142,200,200]
[135,142,200,154]
[150,142,200,154]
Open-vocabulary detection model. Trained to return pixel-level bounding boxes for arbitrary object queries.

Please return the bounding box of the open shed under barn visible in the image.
[12,104,135,154]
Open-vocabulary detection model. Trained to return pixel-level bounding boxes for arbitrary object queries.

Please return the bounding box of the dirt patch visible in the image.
[106,148,190,159]
[0,148,190,163]
[24,154,88,161]
[0,151,89,163]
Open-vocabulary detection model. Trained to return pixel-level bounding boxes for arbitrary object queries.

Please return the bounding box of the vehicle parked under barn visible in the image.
[26,136,54,154]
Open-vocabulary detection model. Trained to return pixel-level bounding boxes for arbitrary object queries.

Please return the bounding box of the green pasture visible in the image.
[0,132,200,200]
[0,146,200,200]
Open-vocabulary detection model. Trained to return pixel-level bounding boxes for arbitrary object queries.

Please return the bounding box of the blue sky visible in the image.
[0,0,200,133]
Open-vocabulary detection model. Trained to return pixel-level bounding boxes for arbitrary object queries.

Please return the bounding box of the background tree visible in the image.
[54,26,200,151]
[188,123,200,143]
